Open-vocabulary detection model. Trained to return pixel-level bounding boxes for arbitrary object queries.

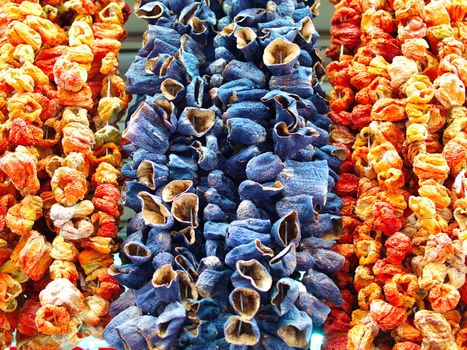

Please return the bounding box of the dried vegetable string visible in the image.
[0,0,130,348]
[106,0,346,348]
[326,0,467,348]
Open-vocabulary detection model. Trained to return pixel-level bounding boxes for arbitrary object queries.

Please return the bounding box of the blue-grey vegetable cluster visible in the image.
[105,0,346,348]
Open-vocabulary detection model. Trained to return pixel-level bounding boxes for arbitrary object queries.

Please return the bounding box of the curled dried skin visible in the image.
[81,295,109,326]
[17,300,41,336]
[331,7,361,26]
[5,195,43,235]
[418,179,450,209]
[433,72,466,108]
[81,236,114,254]
[68,20,94,47]
[15,231,52,281]
[19,63,50,91]
[95,96,122,128]
[84,267,120,300]
[354,266,378,291]
[377,168,405,192]
[39,278,84,314]
[61,152,90,177]
[401,38,428,61]
[428,283,460,313]
[92,38,121,60]
[392,342,420,350]
[356,239,382,265]
[438,54,467,86]
[50,236,78,261]
[371,98,406,122]
[49,260,79,282]
[92,211,118,238]
[373,259,407,284]
[51,166,88,206]
[442,137,467,177]
[393,0,424,21]
[34,45,68,80]
[90,143,122,167]
[397,17,427,42]
[65,44,94,71]
[6,21,42,51]
[424,233,454,265]
[383,274,418,308]
[62,122,95,154]
[361,8,395,35]
[457,328,467,349]
[419,263,447,290]
[3,1,43,19]
[349,62,378,90]
[355,77,392,105]
[368,142,403,174]
[50,200,94,228]
[101,75,130,112]
[385,232,412,265]
[329,86,355,113]
[78,249,113,276]
[2,67,35,93]
[335,173,359,197]
[53,57,88,93]
[23,15,67,46]
[331,23,362,49]
[355,190,378,221]
[348,324,376,350]
[57,84,94,110]
[15,333,60,350]
[414,310,456,349]
[394,323,422,343]
[8,119,43,147]
[443,107,467,144]
[370,299,407,331]
[92,183,120,217]
[91,162,120,186]
[327,61,352,87]
[93,21,126,41]
[423,0,451,26]
[35,305,70,335]
[7,92,42,124]
[0,273,22,312]
[404,75,434,104]
[0,195,16,233]
[350,104,372,129]
[438,37,464,60]
[413,153,450,183]
[358,283,382,310]
[367,56,390,78]
[406,123,428,144]
[389,56,418,89]
[59,218,95,241]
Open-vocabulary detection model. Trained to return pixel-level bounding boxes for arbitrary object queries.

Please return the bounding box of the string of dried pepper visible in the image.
[326,0,467,348]
[0,0,129,348]
[323,0,402,346]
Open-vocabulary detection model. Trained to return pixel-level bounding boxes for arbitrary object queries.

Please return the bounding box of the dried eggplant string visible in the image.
[105,0,346,348]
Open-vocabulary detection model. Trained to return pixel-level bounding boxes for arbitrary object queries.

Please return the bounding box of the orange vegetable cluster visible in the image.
[325,0,466,349]
[0,0,129,347]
